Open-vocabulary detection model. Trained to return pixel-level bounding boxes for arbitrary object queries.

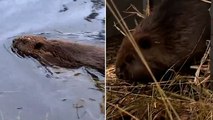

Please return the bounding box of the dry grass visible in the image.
[106,38,213,119]
[106,0,213,120]
[107,68,213,120]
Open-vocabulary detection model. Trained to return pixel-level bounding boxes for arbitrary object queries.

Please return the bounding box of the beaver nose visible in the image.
[116,54,134,79]
[116,63,126,79]
[116,67,123,79]
[12,40,16,44]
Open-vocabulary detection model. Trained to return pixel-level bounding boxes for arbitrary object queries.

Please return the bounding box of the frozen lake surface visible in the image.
[0,0,105,120]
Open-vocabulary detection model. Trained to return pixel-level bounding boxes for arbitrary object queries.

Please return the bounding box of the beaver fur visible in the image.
[116,0,210,83]
[12,35,105,73]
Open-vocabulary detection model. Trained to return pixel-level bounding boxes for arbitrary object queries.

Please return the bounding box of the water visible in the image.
[0,0,105,120]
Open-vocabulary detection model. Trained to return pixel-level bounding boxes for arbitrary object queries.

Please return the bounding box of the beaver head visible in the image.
[12,36,47,57]
[115,28,180,83]
[115,0,210,83]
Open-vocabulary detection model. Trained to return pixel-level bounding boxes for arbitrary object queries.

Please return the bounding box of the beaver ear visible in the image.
[138,36,152,49]
[34,42,44,49]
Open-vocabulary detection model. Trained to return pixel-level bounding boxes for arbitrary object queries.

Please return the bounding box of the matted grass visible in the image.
[106,0,212,119]
[106,37,213,119]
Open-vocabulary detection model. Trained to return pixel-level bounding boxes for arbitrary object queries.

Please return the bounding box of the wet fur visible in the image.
[12,36,105,73]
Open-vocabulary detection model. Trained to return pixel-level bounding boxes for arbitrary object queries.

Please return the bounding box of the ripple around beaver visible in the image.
[1,34,105,120]
[0,0,105,119]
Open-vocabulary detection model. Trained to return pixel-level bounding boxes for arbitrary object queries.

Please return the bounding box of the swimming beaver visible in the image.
[12,36,105,73]
[116,0,210,83]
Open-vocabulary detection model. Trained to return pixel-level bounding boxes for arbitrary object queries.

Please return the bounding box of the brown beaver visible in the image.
[115,0,210,83]
[12,35,105,73]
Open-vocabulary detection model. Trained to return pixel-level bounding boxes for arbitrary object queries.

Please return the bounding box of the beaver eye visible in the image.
[138,37,152,49]
[22,40,28,45]
[125,54,134,64]
[34,42,43,49]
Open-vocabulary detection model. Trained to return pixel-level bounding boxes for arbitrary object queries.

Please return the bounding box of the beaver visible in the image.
[12,35,105,73]
[115,0,210,83]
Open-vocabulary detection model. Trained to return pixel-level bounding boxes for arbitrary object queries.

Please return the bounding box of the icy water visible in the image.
[0,0,105,120]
